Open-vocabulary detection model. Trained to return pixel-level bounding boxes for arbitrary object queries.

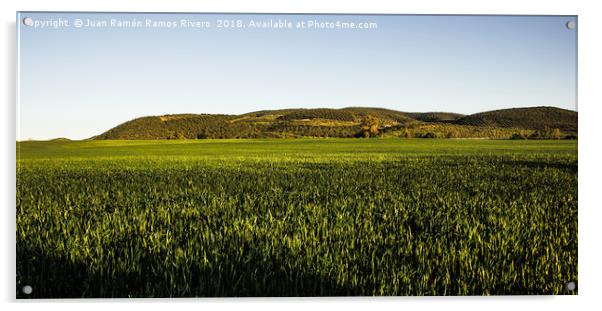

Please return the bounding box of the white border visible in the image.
[2,1,601,310]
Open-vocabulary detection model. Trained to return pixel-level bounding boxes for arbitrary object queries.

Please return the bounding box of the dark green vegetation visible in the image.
[455,106,578,132]
[93,106,577,140]
[17,139,577,297]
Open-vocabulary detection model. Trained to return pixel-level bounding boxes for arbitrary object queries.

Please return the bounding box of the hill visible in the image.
[455,106,577,132]
[48,138,72,142]
[94,106,577,140]
[406,112,465,123]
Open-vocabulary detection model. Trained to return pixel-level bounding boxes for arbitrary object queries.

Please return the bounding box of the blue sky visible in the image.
[17,13,577,140]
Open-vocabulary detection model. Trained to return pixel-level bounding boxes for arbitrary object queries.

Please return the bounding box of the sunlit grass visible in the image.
[16,139,578,297]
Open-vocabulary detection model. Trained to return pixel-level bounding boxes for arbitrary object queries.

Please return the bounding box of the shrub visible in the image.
[510,133,527,140]
[530,127,562,140]
[197,132,208,139]
[400,129,413,138]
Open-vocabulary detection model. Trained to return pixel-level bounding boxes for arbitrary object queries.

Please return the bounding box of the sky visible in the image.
[17,13,577,140]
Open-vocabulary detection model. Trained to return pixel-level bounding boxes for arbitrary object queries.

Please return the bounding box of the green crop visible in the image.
[16,139,578,297]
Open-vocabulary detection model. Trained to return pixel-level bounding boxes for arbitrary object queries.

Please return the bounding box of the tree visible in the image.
[551,128,562,140]
[176,132,186,139]
[446,129,458,139]
[530,126,562,140]
[197,132,208,139]
[400,128,412,138]
[510,133,527,140]
[360,115,380,138]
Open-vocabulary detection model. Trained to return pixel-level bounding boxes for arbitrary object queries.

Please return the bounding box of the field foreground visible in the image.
[16,139,578,297]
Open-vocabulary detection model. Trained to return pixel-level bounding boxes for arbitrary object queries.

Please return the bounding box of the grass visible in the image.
[16,138,578,297]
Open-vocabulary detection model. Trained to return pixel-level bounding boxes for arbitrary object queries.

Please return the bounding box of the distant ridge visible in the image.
[455,106,577,132]
[48,138,71,142]
[94,106,577,140]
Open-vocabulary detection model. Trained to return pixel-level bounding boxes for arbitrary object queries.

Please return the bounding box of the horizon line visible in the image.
[17,105,577,142]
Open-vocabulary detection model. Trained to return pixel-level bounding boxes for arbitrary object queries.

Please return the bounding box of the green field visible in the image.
[16,138,578,297]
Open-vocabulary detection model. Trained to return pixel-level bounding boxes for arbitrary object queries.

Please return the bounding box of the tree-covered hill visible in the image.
[93,106,577,140]
[455,106,577,132]
[406,112,465,123]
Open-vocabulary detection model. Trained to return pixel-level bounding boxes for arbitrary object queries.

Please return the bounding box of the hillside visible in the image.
[455,106,577,132]
[94,106,577,140]
[405,112,465,123]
